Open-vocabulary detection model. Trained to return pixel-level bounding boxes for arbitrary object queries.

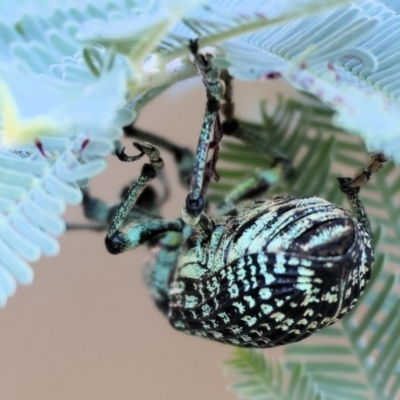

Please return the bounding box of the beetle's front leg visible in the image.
[106,218,184,254]
[75,141,162,232]
[183,39,224,224]
[106,141,184,254]
[123,125,194,190]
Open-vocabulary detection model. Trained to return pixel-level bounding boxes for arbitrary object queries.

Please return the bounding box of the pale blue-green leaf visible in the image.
[11,214,59,257]
[2,226,41,262]
[82,139,115,160]
[55,159,107,182]
[0,198,15,213]
[0,1,185,304]
[21,202,65,236]
[0,156,47,174]
[0,166,37,188]
[31,188,66,215]
[42,175,82,205]
[214,1,400,162]
[0,242,34,285]
[77,0,204,54]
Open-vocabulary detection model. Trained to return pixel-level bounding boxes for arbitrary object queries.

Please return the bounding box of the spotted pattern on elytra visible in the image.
[165,195,373,348]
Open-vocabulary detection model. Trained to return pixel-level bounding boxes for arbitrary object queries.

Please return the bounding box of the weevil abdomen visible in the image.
[169,195,374,348]
[223,195,362,261]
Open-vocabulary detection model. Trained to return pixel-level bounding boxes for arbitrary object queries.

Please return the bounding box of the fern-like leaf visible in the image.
[220,94,400,400]
[225,348,327,400]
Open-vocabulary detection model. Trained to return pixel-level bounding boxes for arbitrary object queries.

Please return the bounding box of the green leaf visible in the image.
[350,274,395,341]
[225,350,324,400]
[285,345,353,356]
[222,93,400,400]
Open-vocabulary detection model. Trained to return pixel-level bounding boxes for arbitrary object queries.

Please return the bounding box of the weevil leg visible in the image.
[337,153,387,238]
[220,70,293,176]
[106,141,184,254]
[218,161,291,214]
[79,186,160,225]
[67,188,115,231]
[123,125,194,191]
[80,188,111,228]
[216,70,293,212]
[144,230,183,315]
[65,222,106,232]
[71,175,161,232]
[82,140,184,312]
[184,39,225,223]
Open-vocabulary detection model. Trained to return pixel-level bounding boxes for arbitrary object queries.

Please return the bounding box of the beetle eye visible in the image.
[185,194,205,216]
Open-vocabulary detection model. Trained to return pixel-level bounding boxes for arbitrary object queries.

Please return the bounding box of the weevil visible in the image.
[82,40,386,348]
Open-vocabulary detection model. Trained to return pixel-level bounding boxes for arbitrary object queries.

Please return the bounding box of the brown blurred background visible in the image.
[0,77,295,400]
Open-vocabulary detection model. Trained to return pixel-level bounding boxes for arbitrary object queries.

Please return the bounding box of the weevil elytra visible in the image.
[82,40,386,348]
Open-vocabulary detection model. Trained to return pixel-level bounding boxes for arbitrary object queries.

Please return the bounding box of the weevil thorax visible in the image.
[169,195,374,348]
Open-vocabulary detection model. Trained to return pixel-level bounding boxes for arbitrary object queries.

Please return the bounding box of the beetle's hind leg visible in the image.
[218,161,291,214]
[216,71,293,213]
[338,153,387,238]
[220,70,293,177]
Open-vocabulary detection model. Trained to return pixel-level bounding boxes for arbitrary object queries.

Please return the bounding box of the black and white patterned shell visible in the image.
[169,195,374,348]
